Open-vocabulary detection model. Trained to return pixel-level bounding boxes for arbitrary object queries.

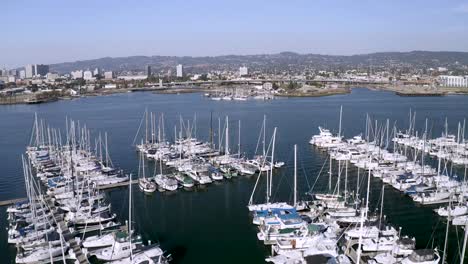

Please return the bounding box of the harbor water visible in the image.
[1,88,468,263]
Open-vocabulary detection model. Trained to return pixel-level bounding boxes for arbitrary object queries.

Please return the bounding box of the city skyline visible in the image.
[3,0,468,68]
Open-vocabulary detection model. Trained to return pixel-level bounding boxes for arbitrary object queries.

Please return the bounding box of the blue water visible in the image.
[1,88,468,263]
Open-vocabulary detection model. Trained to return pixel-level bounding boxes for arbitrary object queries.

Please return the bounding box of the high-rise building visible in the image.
[9,69,18,77]
[104,71,114,79]
[25,64,34,78]
[239,66,248,76]
[83,70,94,80]
[71,70,84,79]
[34,64,49,76]
[19,70,26,79]
[146,65,152,77]
[93,68,101,77]
[176,64,183,77]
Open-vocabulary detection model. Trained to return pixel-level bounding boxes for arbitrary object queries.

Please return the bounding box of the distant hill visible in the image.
[49,51,468,74]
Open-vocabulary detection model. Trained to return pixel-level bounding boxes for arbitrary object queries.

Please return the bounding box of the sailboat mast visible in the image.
[378,184,384,229]
[238,120,241,157]
[294,144,297,207]
[269,127,277,201]
[210,111,213,148]
[442,195,451,264]
[329,153,332,192]
[263,115,266,157]
[338,105,342,138]
[145,110,148,144]
[225,116,229,156]
[128,173,133,259]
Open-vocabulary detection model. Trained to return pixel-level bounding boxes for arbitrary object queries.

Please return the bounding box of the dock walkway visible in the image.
[0,179,138,206]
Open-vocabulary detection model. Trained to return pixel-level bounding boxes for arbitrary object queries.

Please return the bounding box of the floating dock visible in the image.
[0,180,138,206]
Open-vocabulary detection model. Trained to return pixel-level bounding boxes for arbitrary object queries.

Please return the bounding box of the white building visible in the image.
[176,64,183,77]
[104,84,117,89]
[104,71,114,79]
[71,70,83,79]
[19,70,26,79]
[438,75,468,88]
[263,82,273,90]
[25,64,34,78]
[47,73,59,81]
[239,66,248,76]
[83,70,95,81]
[117,75,147,81]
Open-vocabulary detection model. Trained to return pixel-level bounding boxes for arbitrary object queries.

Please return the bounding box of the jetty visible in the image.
[0,179,138,206]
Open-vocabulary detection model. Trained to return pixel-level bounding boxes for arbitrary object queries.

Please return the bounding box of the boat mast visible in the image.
[442,194,451,264]
[225,116,229,156]
[269,127,277,203]
[378,184,384,229]
[128,173,133,259]
[338,105,342,138]
[218,117,221,152]
[145,109,148,144]
[461,163,468,264]
[210,111,213,149]
[329,153,332,192]
[238,120,241,158]
[263,115,266,157]
[294,144,297,207]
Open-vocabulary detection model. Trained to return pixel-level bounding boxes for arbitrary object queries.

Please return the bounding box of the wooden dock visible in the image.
[99,179,138,190]
[0,180,138,206]
[0,197,27,207]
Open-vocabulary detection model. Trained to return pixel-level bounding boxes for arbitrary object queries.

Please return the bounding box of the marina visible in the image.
[1,88,468,263]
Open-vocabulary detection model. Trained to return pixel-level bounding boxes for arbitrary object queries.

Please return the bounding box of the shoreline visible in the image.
[2,84,468,105]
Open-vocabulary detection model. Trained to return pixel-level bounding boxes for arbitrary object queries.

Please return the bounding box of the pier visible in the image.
[0,180,138,206]
[0,197,27,207]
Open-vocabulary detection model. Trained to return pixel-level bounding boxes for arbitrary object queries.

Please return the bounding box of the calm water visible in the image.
[1,88,468,263]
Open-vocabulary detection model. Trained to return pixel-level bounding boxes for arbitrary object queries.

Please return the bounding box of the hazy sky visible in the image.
[3,0,468,67]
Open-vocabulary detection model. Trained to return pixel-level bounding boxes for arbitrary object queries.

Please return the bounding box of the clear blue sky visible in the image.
[3,0,468,67]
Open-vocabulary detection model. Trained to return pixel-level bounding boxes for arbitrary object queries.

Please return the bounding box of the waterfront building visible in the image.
[104,84,117,89]
[71,70,83,79]
[263,82,273,90]
[438,75,468,88]
[176,64,183,77]
[104,71,115,79]
[34,64,49,76]
[146,65,152,77]
[239,66,248,76]
[25,64,34,78]
[117,75,147,81]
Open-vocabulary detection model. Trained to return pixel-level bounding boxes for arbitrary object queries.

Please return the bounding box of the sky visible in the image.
[2,0,468,67]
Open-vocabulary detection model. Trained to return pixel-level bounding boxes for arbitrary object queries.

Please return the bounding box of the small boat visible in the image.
[173,172,194,188]
[274,161,285,168]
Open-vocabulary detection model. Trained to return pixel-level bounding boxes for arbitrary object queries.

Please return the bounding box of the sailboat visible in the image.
[95,174,168,263]
[138,151,157,194]
[154,156,178,192]
[248,128,294,212]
